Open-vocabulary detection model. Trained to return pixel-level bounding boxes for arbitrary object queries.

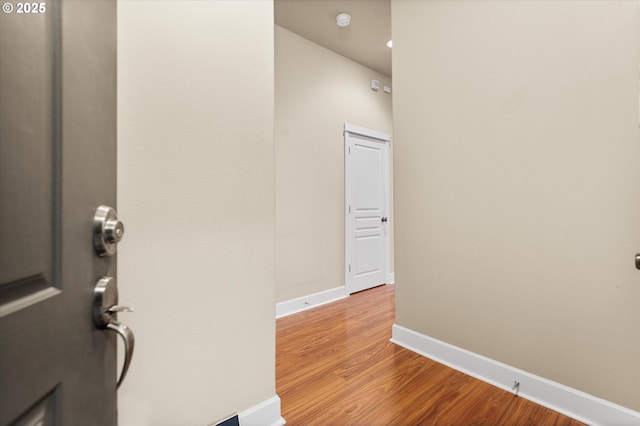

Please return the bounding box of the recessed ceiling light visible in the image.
[386,40,393,48]
[336,13,351,27]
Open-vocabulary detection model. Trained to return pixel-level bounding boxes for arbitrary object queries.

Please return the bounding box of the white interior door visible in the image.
[345,124,390,294]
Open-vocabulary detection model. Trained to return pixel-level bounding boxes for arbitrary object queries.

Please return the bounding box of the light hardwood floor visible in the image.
[276,284,585,425]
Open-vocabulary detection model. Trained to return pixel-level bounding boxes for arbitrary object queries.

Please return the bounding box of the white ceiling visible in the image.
[274,0,392,77]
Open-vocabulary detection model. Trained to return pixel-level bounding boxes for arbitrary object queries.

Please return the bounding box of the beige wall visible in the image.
[117,1,275,424]
[275,25,393,302]
[393,0,640,412]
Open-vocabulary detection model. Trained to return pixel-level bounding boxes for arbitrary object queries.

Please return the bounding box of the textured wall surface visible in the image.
[118,1,276,424]
[393,0,640,411]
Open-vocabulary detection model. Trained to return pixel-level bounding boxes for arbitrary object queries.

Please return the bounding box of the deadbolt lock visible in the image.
[93,205,124,257]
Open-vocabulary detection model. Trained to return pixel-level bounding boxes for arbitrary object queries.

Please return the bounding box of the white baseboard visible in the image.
[239,395,285,426]
[276,286,348,319]
[391,324,640,426]
[387,272,395,284]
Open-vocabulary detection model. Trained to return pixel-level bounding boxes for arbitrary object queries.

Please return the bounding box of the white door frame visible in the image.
[344,123,391,294]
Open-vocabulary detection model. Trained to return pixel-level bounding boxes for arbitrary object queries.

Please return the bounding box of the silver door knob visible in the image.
[93,205,124,256]
[93,277,135,389]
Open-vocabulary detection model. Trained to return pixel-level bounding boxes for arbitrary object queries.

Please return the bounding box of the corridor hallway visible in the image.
[276,284,584,425]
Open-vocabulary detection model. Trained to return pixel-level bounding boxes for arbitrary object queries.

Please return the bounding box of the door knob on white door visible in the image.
[93,276,135,389]
[381,217,388,223]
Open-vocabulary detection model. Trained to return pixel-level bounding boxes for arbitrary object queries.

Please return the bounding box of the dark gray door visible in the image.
[0,0,118,424]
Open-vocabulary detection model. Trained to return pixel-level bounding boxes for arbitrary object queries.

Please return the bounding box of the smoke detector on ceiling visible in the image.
[336,13,351,27]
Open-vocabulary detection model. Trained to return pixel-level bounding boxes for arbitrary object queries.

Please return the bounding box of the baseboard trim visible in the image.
[238,395,285,426]
[387,272,395,284]
[391,324,640,426]
[276,286,348,319]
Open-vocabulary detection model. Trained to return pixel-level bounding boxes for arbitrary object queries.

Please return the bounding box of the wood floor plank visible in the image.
[499,396,554,426]
[431,380,516,426]
[277,284,584,425]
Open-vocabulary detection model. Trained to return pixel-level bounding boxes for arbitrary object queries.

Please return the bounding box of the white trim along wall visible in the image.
[276,286,348,318]
[238,395,285,426]
[391,325,640,425]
